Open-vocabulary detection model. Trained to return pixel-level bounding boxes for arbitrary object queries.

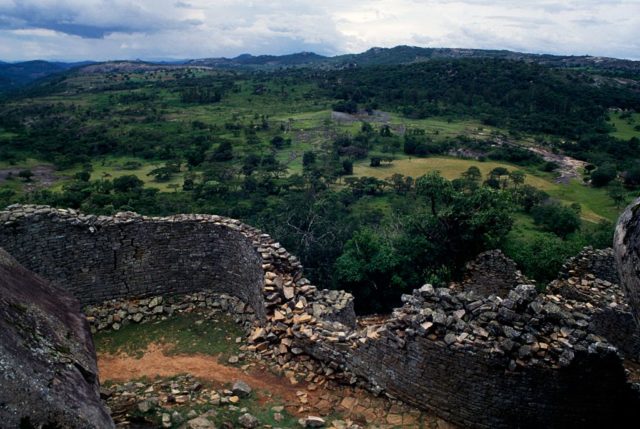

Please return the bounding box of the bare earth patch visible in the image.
[98,344,447,428]
[99,344,303,405]
[0,165,60,191]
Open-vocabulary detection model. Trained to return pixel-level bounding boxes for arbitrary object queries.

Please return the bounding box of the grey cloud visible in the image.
[0,0,637,61]
[0,1,198,38]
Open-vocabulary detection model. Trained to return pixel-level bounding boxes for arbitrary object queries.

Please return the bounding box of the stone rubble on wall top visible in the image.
[2,204,640,429]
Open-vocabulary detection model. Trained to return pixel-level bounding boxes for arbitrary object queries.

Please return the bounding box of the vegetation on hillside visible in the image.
[0,56,638,313]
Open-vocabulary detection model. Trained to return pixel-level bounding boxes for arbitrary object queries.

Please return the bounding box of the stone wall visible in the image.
[549,247,640,361]
[2,205,640,429]
[299,281,640,428]
[459,249,529,297]
[559,247,619,284]
[0,206,268,320]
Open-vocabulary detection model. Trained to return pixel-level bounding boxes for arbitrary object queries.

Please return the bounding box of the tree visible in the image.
[486,166,510,189]
[504,233,584,283]
[75,171,91,182]
[623,164,640,187]
[211,140,233,161]
[302,151,316,167]
[513,185,548,212]
[342,159,353,175]
[380,125,392,137]
[147,166,174,182]
[113,175,144,193]
[510,170,526,187]
[531,202,581,238]
[370,157,381,167]
[242,154,261,176]
[334,229,406,314]
[462,166,482,182]
[416,172,453,216]
[361,122,373,134]
[591,164,617,187]
[608,181,627,208]
[18,169,34,182]
[270,135,287,149]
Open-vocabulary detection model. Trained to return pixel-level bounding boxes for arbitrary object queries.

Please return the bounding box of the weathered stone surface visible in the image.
[301,415,326,427]
[232,380,252,398]
[238,412,259,428]
[3,205,640,429]
[549,247,640,361]
[458,250,529,297]
[615,197,640,325]
[0,248,114,428]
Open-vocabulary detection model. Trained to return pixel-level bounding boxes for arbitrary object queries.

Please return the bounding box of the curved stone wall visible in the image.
[2,204,640,428]
[299,280,640,428]
[0,205,355,327]
[0,206,268,320]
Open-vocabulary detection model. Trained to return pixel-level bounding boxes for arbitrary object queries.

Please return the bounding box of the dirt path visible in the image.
[98,345,443,427]
[99,344,303,404]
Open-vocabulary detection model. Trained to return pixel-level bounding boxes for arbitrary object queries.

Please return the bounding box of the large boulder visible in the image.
[0,248,114,428]
[615,197,640,326]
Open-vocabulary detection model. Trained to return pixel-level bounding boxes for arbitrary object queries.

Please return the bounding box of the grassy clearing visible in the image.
[545,179,623,223]
[352,156,624,223]
[56,156,185,192]
[352,157,555,190]
[0,157,46,170]
[609,112,640,140]
[94,313,243,359]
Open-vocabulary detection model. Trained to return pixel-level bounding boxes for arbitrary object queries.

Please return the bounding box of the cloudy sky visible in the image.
[0,0,638,61]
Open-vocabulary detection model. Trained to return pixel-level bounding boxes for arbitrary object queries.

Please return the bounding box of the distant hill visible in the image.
[188,46,640,78]
[0,61,93,93]
[2,46,639,93]
[329,46,640,76]
[187,51,327,69]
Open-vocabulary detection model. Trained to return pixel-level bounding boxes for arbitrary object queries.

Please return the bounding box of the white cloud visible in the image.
[0,0,637,61]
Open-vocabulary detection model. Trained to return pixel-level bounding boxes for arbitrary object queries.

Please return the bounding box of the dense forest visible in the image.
[0,56,638,313]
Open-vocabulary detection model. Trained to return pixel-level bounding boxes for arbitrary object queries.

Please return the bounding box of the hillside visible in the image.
[0,60,93,93]
[0,53,639,311]
[2,45,639,95]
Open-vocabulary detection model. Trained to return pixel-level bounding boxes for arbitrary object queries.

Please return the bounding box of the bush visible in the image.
[113,175,144,193]
[531,202,581,238]
[342,159,353,175]
[591,164,617,187]
[302,151,316,167]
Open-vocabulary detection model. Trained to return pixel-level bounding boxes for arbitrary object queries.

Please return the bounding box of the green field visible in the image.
[610,111,640,140]
[94,312,243,359]
[56,156,186,193]
[353,156,624,223]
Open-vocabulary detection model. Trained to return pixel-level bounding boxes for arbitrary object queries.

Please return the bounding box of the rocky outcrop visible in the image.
[0,248,113,428]
[615,197,640,324]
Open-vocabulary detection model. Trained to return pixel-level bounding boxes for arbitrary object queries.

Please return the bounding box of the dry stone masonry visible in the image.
[549,247,640,361]
[458,249,530,297]
[0,204,354,327]
[2,204,640,428]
